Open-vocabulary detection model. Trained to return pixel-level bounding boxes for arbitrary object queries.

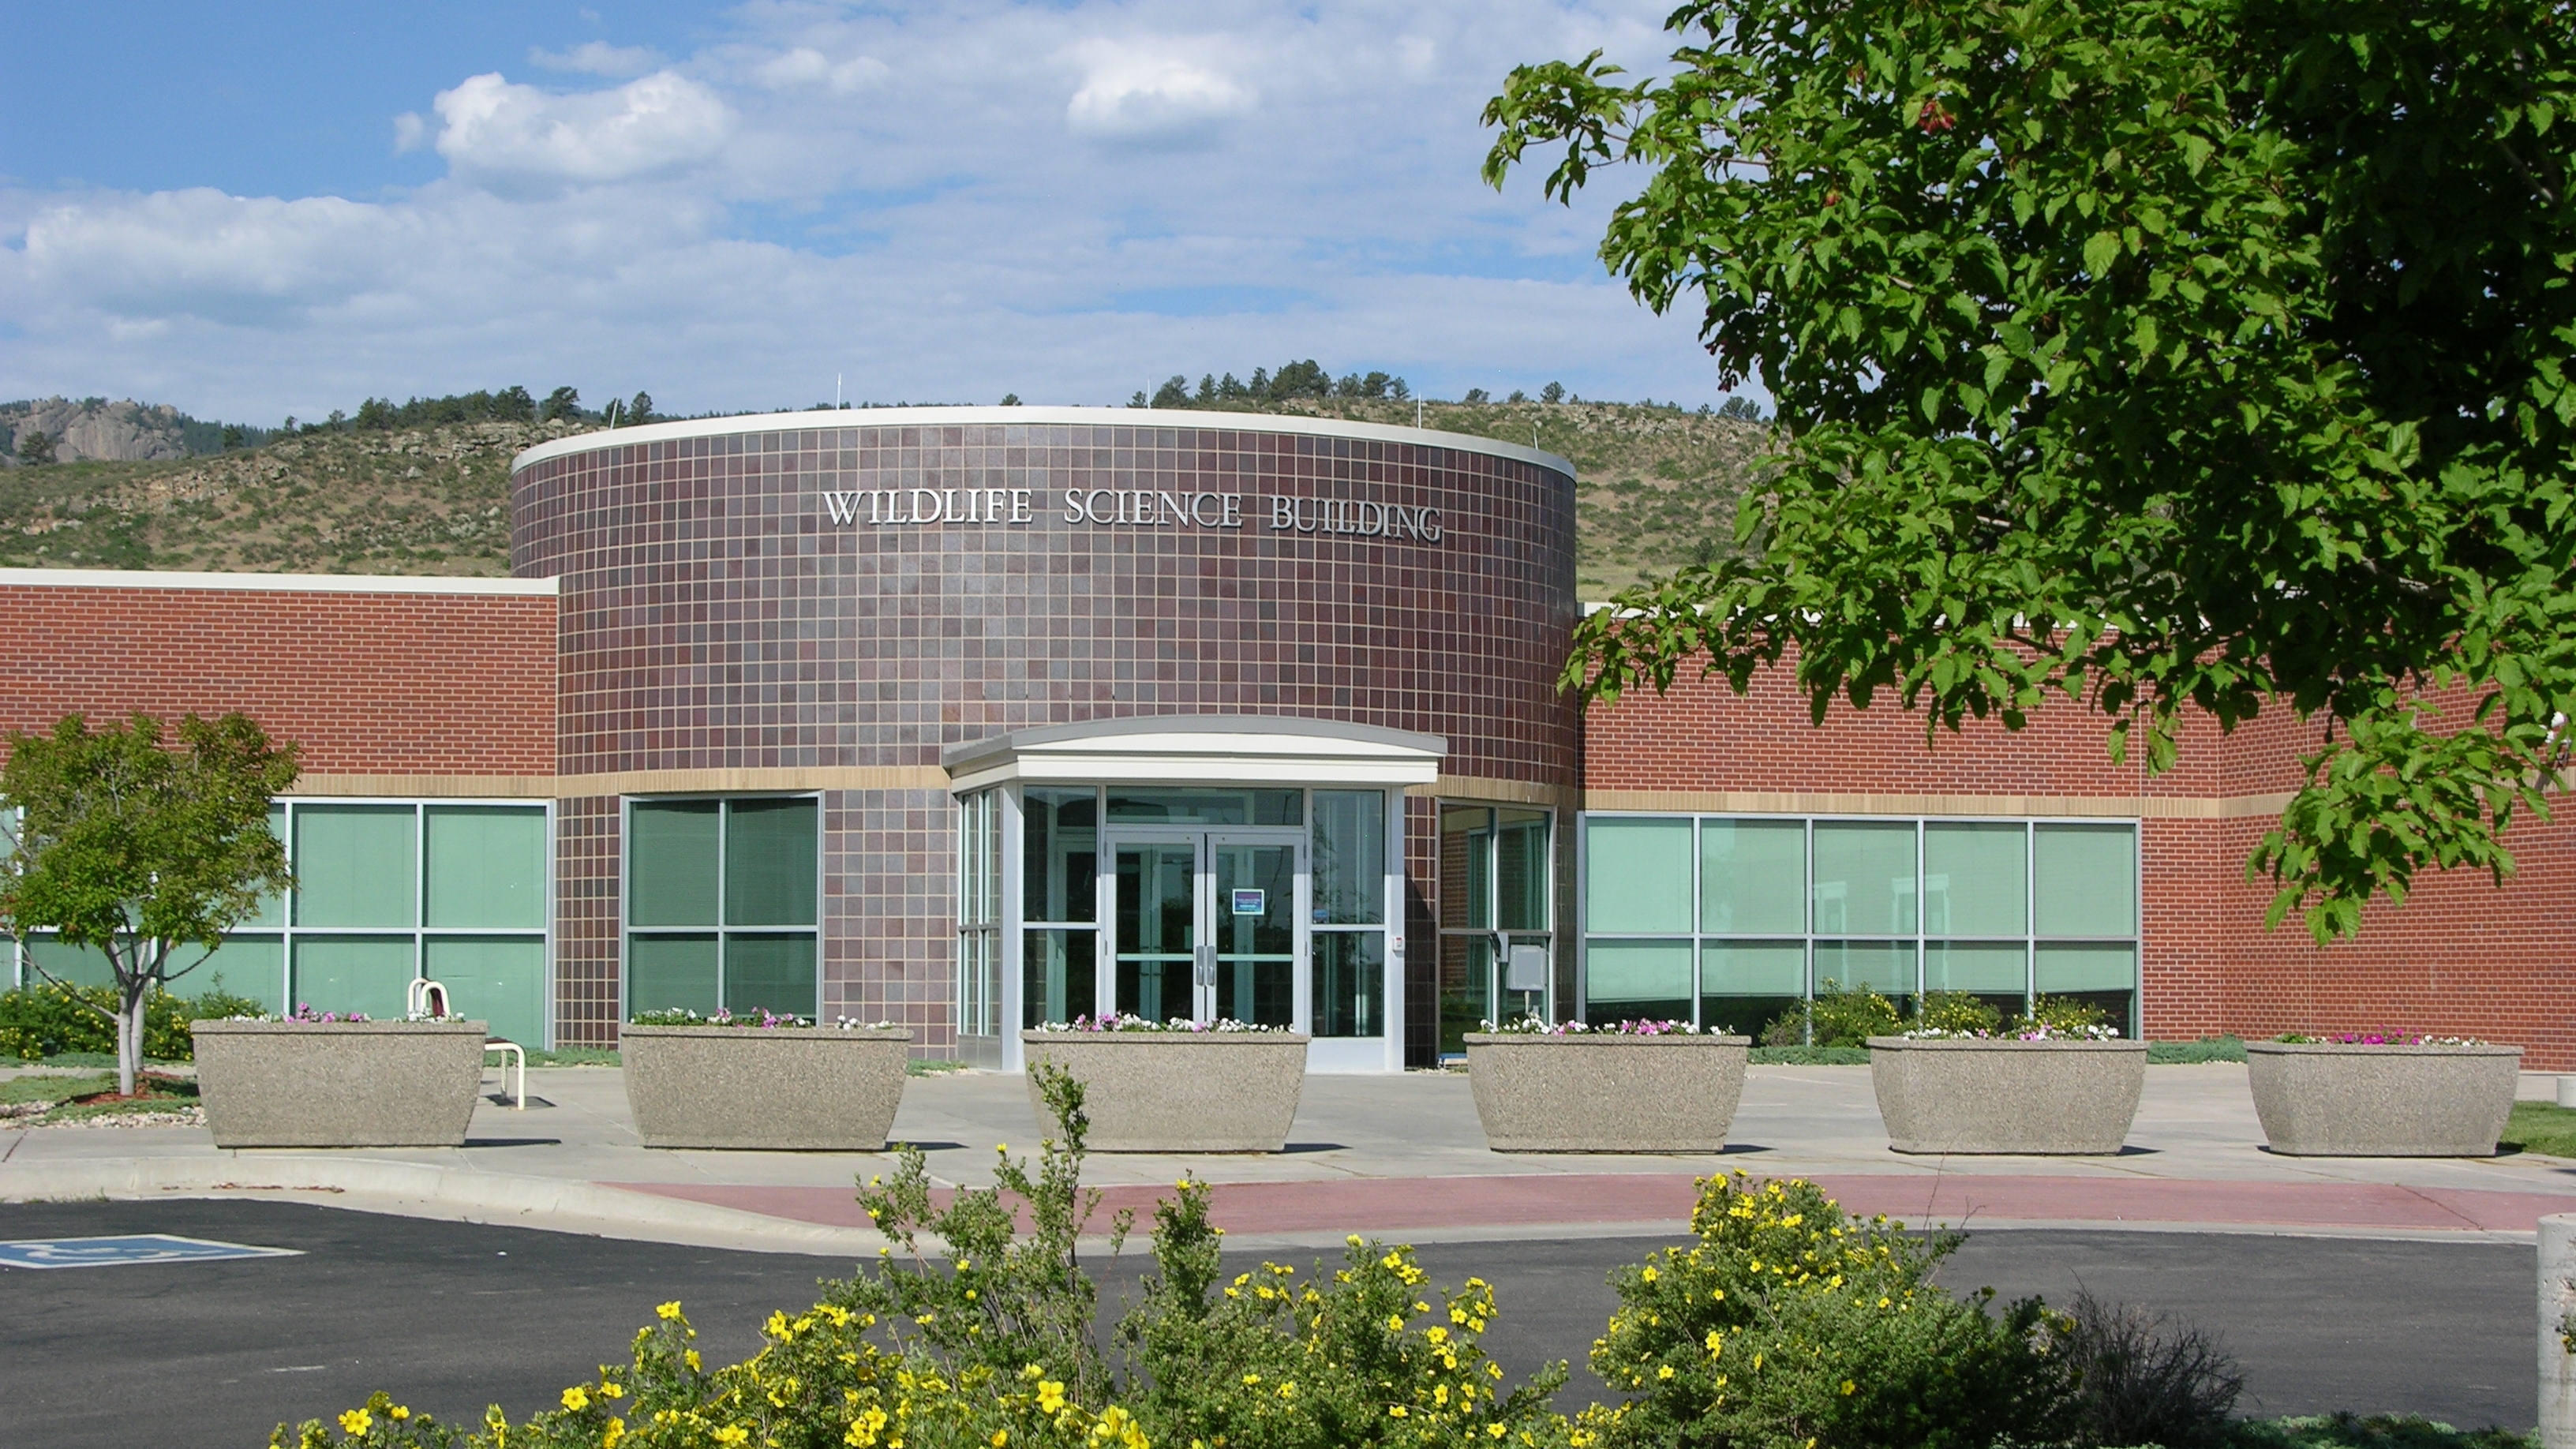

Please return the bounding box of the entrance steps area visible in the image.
[7,1063,2576,1252]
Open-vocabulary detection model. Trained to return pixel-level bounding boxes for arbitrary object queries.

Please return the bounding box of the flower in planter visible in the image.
[2275,1031,2489,1046]
[1476,1016,1706,1035]
[1034,1013,1290,1033]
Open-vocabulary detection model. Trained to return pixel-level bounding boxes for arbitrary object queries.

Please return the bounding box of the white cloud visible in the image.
[1065,39,1255,141]
[529,40,662,77]
[754,47,889,94]
[432,70,733,194]
[0,2,1734,422]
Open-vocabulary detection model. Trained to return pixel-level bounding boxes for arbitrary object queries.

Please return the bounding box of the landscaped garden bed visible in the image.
[621,1009,911,1151]
[1866,994,2147,1155]
[2246,1035,2521,1156]
[1020,1016,1307,1151]
[190,1013,488,1148]
[1464,1018,1750,1152]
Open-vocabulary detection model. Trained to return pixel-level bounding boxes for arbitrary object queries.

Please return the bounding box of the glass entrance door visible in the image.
[1108,829,1304,1027]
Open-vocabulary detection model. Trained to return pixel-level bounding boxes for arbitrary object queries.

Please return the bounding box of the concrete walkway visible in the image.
[7,1063,2576,1252]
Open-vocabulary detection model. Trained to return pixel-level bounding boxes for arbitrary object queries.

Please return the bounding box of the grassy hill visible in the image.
[0,400,1767,595]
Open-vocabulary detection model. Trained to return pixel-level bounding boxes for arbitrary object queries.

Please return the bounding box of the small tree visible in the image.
[17,429,56,466]
[0,713,298,1094]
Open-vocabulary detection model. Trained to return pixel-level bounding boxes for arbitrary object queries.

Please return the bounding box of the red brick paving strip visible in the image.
[608,1173,2576,1236]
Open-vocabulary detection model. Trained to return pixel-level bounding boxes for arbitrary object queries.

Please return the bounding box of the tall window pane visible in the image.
[242,803,287,928]
[1022,927,1097,1027]
[1810,822,1916,935]
[1812,939,1915,1002]
[425,936,546,1046]
[294,804,416,928]
[1495,809,1551,932]
[629,802,720,927]
[1023,788,1097,923]
[2035,824,2137,937]
[1700,820,1805,934]
[1923,822,2025,937]
[170,934,285,1013]
[1699,940,1804,1040]
[1586,818,1692,933]
[726,798,818,927]
[426,807,547,929]
[1584,938,1694,1025]
[1315,931,1385,1038]
[1440,806,1492,930]
[1924,941,2028,994]
[1312,791,1387,926]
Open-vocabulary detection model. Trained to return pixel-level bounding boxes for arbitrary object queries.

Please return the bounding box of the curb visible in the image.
[0,1155,893,1257]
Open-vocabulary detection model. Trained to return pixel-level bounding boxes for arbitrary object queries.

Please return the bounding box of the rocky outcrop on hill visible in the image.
[2,398,197,464]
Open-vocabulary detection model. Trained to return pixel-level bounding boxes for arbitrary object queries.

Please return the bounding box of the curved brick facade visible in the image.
[511,410,1582,1053]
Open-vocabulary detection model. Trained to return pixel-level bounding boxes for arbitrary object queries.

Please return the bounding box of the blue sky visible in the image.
[0,2,1735,424]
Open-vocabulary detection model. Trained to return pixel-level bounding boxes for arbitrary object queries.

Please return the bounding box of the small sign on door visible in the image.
[1231,888,1267,915]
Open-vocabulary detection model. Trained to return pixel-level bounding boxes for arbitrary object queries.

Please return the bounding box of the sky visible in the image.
[0,2,1737,425]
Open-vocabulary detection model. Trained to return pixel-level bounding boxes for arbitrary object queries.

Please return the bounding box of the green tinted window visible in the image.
[294,805,416,928]
[1495,811,1551,932]
[426,807,547,929]
[725,798,818,926]
[1923,822,2025,937]
[1700,820,1805,934]
[1925,941,2027,993]
[1700,941,1806,996]
[242,804,287,928]
[1810,822,1916,935]
[1813,939,1915,997]
[1312,791,1387,926]
[25,937,115,989]
[725,934,818,1017]
[2035,825,2136,937]
[170,934,285,1013]
[629,802,720,927]
[1586,938,1694,1003]
[291,935,417,1019]
[425,936,546,1045]
[627,934,720,1015]
[1586,818,1692,932]
[2036,942,2136,992]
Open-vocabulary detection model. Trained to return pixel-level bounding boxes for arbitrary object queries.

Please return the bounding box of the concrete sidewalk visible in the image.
[7,1062,2576,1251]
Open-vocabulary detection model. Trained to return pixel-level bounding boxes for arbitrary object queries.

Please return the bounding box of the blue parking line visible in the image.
[0,1234,303,1270]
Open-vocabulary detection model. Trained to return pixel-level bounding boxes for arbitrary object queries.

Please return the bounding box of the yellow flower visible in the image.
[1488,1425,1508,1439]
[1657,1366,1675,1381]
[657,1301,684,1321]
[1639,1267,1658,1283]
[339,1409,374,1436]
[991,1433,1009,1447]
[602,1419,625,1448]
[686,1350,703,1372]
[1388,1406,1410,1418]
[713,1427,751,1447]
[1841,1380,1857,1396]
[1037,1380,1067,1414]
[601,1383,623,1399]
[563,1387,592,1412]
[390,1406,410,1421]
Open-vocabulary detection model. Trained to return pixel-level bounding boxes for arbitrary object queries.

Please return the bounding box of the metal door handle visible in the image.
[1194,945,1215,987]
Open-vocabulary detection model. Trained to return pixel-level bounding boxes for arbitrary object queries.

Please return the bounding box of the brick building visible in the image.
[6,408,2566,1066]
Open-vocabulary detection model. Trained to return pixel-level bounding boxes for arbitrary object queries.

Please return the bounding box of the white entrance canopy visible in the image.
[942,715,1447,792]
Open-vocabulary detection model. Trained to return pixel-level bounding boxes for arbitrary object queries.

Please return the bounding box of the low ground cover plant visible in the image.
[0,977,264,1062]
[2274,1032,2488,1046]
[627,1008,895,1028]
[1031,1013,1291,1032]
[1478,1016,1705,1035]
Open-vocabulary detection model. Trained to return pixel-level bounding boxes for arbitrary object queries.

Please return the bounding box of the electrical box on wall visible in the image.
[1505,943,1548,994]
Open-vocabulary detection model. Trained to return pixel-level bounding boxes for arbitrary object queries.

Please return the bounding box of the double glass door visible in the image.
[1110,830,1301,1027]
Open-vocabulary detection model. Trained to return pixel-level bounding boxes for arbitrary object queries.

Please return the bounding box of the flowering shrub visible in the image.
[1910,991,2002,1036]
[1477,1017,1704,1035]
[1907,995,2122,1041]
[1573,1172,2075,1449]
[1759,979,1900,1047]
[285,1075,2094,1449]
[0,979,264,1061]
[1032,1013,1290,1033]
[2276,1032,2489,1046]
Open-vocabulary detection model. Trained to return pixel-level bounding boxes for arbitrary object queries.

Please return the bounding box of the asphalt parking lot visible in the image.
[0,1200,2536,1447]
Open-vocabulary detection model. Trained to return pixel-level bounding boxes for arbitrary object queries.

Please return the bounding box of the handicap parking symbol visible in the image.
[0,1234,303,1270]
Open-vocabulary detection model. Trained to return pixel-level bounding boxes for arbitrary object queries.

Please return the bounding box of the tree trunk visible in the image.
[116,987,137,1098]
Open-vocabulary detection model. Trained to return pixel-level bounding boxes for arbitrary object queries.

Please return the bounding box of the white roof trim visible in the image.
[944,715,1447,793]
[510,406,1574,479]
[0,566,558,596]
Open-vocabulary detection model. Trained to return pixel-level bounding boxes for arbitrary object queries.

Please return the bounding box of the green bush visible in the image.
[0,977,264,1062]
[2148,1036,2248,1064]
[1759,979,1901,1047]
[2016,994,2112,1036]
[1571,1171,2073,1449]
[1912,991,2003,1035]
[2228,1415,2538,1449]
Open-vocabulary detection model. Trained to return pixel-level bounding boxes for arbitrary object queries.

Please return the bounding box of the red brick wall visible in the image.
[1588,663,2576,1066]
[0,582,556,777]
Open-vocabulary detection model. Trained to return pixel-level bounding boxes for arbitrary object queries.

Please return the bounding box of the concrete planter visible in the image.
[1463,1032,1752,1152]
[621,1026,913,1151]
[1867,1036,2148,1155]
[191,1020,488,1148]
[2245,1041,2522,1156]
[1019,1030,1309,1151]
